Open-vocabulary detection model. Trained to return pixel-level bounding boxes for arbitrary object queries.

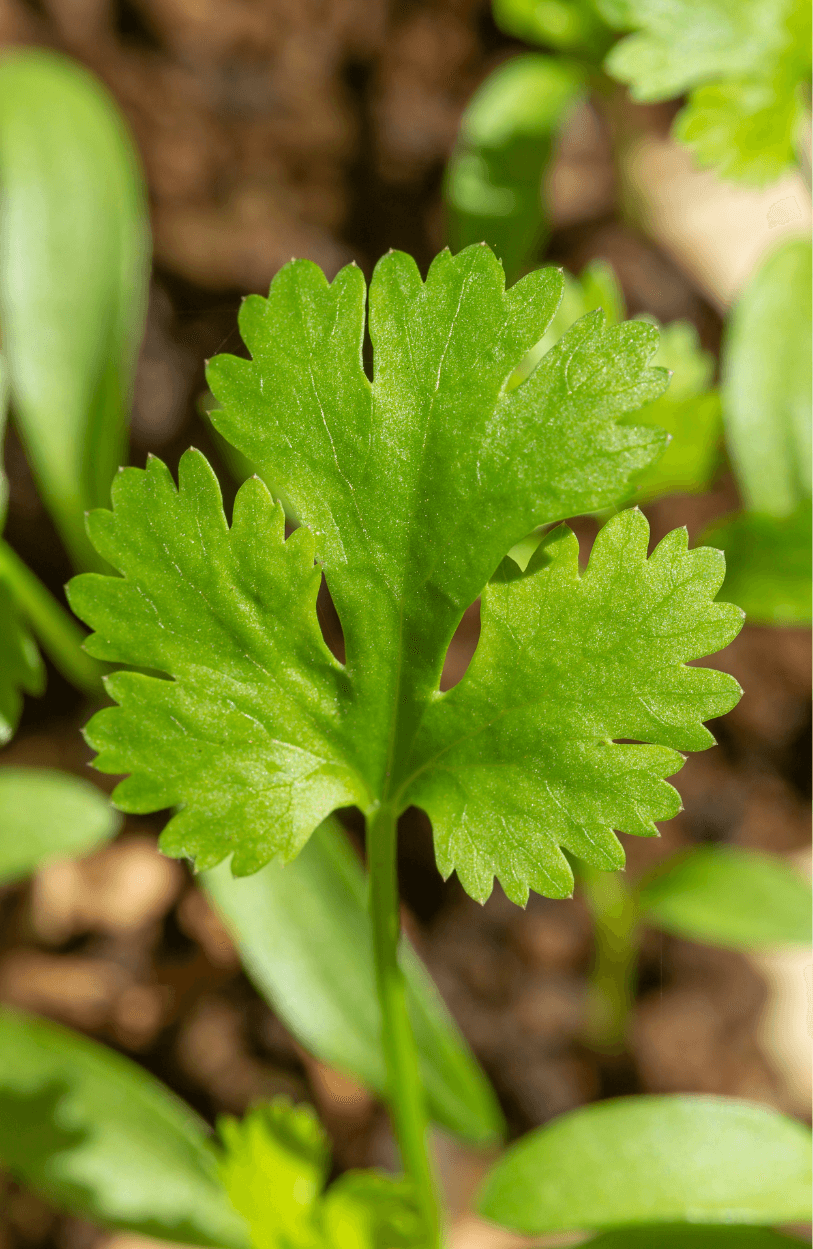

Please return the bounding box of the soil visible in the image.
[0,2,811,1247]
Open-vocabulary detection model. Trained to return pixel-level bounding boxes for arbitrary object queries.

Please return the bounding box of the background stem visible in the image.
[0,538,105,698]
[366,804,441,1247]
[580,865,639,1054]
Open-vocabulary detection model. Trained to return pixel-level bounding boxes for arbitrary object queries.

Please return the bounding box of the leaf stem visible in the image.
[366,804,441,1248]
[0,539,105,698]
[580,865,639,1054]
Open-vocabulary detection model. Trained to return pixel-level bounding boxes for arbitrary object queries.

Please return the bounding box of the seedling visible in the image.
[66,242,758,1241]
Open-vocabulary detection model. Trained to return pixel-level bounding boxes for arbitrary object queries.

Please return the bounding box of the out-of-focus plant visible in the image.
[0,48,150,726]
[446,0,811,277]
[703,237,812,624]
[445,55,585,283]
[0,48,149,572]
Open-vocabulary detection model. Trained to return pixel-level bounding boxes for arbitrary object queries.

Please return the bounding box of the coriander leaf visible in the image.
[207,246,668,793]
[604,0,811,184]
[675,72,808,185]
[219,1100,327,1249]
[511,264,721,505]
[67,451,367,874]
[218,1100,420,1249]
[405,509,742,905]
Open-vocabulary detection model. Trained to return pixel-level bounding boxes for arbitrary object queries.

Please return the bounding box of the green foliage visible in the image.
[493,0,613,56]
[0,578,44,744]
[626,319,722,503]
[445,55,584,282]
[703,237,812,625]
[722,239,811,519]
[638,845,811,949]
[70,247,742,906]
[0,768,120,883]
[586,1228,808,1247]
[408,510,741,904]
[0,48,149,570]
[219,1100,421,1249]
[702,504,811,625]
[0,355,44,741]
[604,0,811,183]
[512,262,722,502]
[205,817,504,1145]
[0,1006,248,1247]
[478,1095,813,1233]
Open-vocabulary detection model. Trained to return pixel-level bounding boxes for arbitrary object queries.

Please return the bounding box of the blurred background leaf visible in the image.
[0,769,120,885]
[0,49,149,571]
[637,845,811,950]
[0,1006,248,1247]
[205,817,505,1149]
[478,1095,813,1233]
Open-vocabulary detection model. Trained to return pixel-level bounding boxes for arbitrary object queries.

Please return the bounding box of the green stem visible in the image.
[366,804,441,1248]
[0,539,105,698]
[580,865,639,1055]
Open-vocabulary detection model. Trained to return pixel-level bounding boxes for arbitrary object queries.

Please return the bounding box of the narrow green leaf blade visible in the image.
[478,1095,812,1233]
[722,238,811,518]
[0,768,121,884]
[638,845,811,949]
[0,48,149,569]
[0,1005,248,1247]
[0,578,44,744]
[204,817,504,1147]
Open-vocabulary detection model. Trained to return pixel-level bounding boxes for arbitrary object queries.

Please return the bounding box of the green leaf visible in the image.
[0,1005,249,1248]
[675,72,809,185]
[218,1099,421,1249]
[511,265,722,504]
[204,817,504,1146]
[0,48,149,569]
[722,238,811,519]
[604,0,811,184]
[624,319,722,502]
[0,353,43,742]
[492,0,613,56]
[586,1228,807,1247]
[444,55,585,281]
[702,503,811,626]
[477,1094,813,1233]
[219,1100,328,1249]
[0,577,44,744]
[405,509,742,904]
[509,259,625,390]
[70,245,682,904]
[638,844,811,949]
[0,767,121,883]
[68,453,369,875]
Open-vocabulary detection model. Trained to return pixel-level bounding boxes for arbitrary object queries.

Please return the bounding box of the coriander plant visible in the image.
[68,243,748,1243]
